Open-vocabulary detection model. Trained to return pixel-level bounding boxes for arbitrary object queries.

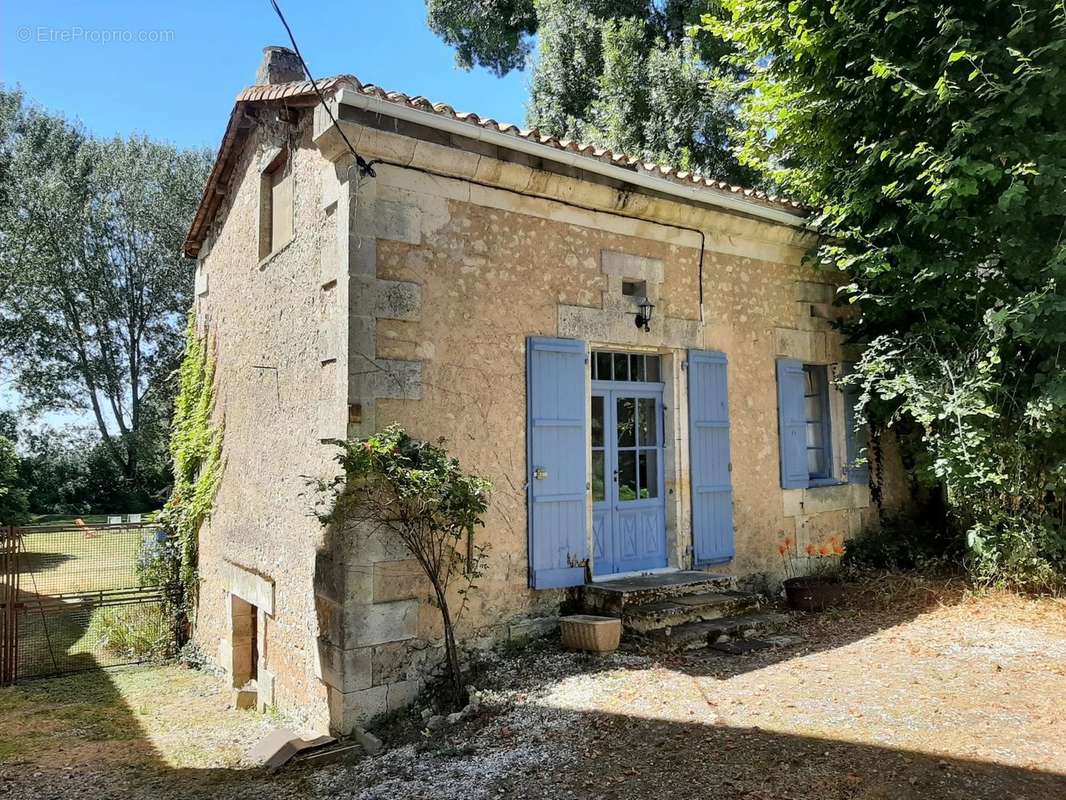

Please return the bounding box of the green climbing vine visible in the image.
[150,314,223,625]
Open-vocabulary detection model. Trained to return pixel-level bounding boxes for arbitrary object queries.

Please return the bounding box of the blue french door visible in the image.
[591,384,668,575]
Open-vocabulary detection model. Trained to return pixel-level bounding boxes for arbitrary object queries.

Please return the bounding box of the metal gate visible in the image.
[0,523,181,685]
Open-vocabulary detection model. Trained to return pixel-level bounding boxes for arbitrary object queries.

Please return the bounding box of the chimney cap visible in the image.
[257,45,305,85]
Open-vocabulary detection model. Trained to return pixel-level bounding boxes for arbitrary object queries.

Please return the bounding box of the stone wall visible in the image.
[194,105,916,735]
[192,112,343,733]
[311,116,914,731]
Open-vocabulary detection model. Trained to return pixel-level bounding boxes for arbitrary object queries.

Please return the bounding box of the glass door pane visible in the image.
[591,395,606,502]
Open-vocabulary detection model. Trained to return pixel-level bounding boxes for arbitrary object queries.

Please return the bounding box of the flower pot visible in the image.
[560,614,622,653]
[783,576,845,612]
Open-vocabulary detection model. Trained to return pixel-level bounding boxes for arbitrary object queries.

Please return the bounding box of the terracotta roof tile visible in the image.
[185,73,805,257]
[333,76,804,213]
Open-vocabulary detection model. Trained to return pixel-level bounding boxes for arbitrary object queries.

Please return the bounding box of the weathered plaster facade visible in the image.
[188,58,913,735]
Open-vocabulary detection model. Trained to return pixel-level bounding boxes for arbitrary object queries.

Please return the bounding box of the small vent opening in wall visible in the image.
[622,279,646,297]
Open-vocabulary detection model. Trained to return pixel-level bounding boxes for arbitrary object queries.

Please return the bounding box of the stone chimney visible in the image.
[256,46,305,85]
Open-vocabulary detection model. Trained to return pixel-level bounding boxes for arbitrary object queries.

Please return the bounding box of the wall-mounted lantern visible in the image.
[634,297,655,332]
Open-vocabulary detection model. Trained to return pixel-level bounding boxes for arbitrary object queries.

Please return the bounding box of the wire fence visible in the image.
[1,523,181,684]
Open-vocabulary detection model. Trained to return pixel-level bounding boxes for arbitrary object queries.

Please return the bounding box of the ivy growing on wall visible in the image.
[151,314,223,619]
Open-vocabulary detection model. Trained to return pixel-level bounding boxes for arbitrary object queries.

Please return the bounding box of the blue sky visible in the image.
[1,0,531,427]
[1,0,531,150]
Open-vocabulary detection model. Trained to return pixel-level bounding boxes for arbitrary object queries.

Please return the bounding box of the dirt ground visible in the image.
[2,581,1064,800]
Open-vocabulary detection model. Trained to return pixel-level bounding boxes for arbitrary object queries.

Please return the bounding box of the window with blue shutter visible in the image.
[527,337,588,589]
[776,358,809,489]
[688,350,734,565]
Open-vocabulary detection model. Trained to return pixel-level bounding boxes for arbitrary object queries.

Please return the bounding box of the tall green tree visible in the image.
[707,2,1066,585]
[0,434,29,525]
[0,90,211,498]
[426,0,758,183]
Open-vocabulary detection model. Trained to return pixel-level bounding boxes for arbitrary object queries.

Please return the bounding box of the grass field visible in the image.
[25,512,160,527]
[17,527,146,595]
[10,522,171,678]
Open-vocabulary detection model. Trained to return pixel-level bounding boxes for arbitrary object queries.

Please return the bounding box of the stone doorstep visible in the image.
[233,680,258,711]
[580,571,737,616]
[709,638,775,655]
[621,591,761,635]
[645,611,792,652]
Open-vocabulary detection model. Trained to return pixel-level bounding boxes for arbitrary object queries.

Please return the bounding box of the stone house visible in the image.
[184,47,912,735]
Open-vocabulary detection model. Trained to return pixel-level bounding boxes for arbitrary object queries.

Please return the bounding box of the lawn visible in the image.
[10,522,169,679]
[0,581,1063,800]
[16,526,147,596]
[26,512,160,527]
[0,664,282,772]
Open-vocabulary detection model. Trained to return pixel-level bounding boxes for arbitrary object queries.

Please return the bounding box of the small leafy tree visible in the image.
[321,426,491,704]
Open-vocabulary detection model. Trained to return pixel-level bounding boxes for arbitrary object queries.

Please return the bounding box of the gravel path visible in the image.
[3,585,1064,800]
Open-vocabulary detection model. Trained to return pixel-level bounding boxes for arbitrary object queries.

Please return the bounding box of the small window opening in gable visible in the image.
[259,148,293,260]
[622,279,646,298]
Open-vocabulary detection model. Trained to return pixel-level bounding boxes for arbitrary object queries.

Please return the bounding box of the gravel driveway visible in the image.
[3,582,1064,800]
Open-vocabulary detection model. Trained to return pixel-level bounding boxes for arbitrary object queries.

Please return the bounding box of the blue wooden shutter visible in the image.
[527,337,588,589]
[688,350,734,565]
[842,364,870,485]
[777,358,808,489]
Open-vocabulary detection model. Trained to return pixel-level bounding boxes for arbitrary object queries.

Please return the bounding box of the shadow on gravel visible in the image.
[489,709,1066,800]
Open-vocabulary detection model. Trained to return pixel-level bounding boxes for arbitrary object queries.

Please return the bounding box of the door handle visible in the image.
[533,467,548,480]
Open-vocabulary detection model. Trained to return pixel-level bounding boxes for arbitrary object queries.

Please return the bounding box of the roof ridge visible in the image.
[186,72,805,257]
[231,74,804,213]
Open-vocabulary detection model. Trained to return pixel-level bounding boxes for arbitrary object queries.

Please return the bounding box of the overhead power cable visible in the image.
[268,0,375,177]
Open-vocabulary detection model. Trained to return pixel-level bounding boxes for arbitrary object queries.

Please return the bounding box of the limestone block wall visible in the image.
[192,105,918,735]
[192,114,344,732]
[311,124,915,732]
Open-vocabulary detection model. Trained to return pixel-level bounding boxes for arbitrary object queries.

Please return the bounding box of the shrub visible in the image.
[315,425,491,705]
[706,1,1066,589]
[86,603,174,661]
[842,515,963,575]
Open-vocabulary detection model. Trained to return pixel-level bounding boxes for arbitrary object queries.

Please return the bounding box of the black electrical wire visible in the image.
[362,156,707,319]
[267,0,708,311]
[268,0,375,177]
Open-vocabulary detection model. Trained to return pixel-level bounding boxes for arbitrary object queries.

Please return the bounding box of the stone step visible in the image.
[581,571,736,616]
[644,611,791,652]
[622,590,761,634]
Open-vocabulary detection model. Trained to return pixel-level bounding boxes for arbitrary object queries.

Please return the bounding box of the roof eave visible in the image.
[335,87,809,230]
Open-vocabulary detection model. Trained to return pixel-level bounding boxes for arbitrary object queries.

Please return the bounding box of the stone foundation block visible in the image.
[318,641,373,693]
[328,685,388,734]
[372,559,428,603]
[315,553,375,606]
[371,641,411,686]
[508,616,559,642]
[234,686,257,710]
[318,598,419,650]
[795,280,834,304]
[417,603,444,640]
[386,679,422,712]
